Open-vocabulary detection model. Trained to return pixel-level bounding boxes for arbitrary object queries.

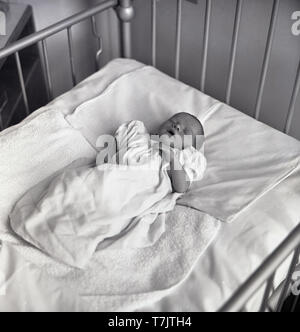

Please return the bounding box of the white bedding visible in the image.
[0,169,298,312]
[0,59,299,311]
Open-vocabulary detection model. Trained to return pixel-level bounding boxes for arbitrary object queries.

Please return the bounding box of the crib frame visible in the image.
[0,0,299,312]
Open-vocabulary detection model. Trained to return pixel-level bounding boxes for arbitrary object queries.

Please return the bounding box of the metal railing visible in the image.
[0,0,132,122]
[0,0,299,312]
[219,223,300,312]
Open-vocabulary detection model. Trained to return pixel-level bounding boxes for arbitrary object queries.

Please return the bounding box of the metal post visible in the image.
[254,0,280,120]
[116,0,135,59]
[151,0,157,67]
[41,39,54,101]
[91,16,103,71]
[284,60,300,134]
[175,0,183,80]
[15,52,30,115]
[200,0,212,92]
[226,0,243,105]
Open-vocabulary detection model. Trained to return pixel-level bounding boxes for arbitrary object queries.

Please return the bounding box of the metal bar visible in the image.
[254,0,280,120]
[0,0,118,60]
[219,223,300,312]
[117,0,134,59]
[291,293,299,312]
[41,40,53,101]
[284,60,300,134]
[15,52,30,115]
[91,16,103,71]
[259,273,275,312]
[200,0,212,92]
[67,27,77,86]
[276,246,300,312]
[152,0,157,67]
[226,0,243,104]
[175,0,183,80]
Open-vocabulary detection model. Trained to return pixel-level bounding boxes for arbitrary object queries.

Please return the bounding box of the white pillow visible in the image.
[0,111,96,239]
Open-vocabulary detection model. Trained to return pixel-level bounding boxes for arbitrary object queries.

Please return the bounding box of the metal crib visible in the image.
[0,0,299,312]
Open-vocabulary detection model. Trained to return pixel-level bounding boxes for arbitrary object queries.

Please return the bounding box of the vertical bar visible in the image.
[175,0,183,80]
[67,27,77,86]
[152,0,157,67]
[259,273,275,312]
[15,52,30,115]
[284,60,300,134]
[200,0,212,92]
[117,0,134,59]
[41,40,54,101]
[291,293,299,312]
[276,246,300,312]
[91,16,103,71]
[226,0,243,104]
[254,0,280,120]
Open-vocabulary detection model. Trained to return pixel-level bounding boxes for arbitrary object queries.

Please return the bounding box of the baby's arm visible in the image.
[163,149,190,193]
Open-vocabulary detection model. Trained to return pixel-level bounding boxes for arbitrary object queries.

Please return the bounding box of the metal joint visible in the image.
[116,0,135,22]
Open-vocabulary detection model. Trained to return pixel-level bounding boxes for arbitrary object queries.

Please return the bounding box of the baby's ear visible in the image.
[195,135,205,150]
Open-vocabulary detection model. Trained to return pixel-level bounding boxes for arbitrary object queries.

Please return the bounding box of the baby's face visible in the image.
[157,113,204,150]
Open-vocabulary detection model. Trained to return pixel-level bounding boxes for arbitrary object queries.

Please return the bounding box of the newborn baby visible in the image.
[107,112,207,193]
[155,112,206,193]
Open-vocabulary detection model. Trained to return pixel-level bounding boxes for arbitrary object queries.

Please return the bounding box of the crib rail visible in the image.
[0,0,299,312]
[150,0,300,136]
[0,0,132,117]
[219,223,300,312]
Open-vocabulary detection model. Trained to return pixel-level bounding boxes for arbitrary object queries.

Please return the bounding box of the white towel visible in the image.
[0,206,220,312]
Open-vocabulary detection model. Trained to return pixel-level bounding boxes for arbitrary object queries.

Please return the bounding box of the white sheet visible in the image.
[0,169,298,312]
[140,168,300,312]
[0,58,299,311]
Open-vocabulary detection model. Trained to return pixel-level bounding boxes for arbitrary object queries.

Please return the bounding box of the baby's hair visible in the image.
[177,112,205,136]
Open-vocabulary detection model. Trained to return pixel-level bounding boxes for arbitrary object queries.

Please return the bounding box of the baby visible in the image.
[107,112,207,194]
[155,112,206,193]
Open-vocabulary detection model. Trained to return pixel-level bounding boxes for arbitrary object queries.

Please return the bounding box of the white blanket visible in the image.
[1,206,220,312]
[10,134,179,268]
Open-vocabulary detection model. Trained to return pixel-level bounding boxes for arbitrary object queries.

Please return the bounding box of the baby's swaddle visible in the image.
[10,121,206,268]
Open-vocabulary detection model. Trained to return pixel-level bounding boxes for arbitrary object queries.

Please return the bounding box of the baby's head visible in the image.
[157,112,205,150]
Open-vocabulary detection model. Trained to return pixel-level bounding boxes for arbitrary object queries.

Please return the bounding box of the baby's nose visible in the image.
[173,123,181,132]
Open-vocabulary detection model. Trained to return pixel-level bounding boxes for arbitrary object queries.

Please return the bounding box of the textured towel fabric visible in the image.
[0,206,220,312]
[0,112,96,243]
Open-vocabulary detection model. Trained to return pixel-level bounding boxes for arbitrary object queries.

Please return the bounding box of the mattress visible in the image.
[0,59,299,311]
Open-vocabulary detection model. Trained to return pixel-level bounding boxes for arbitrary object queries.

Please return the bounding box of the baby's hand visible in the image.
[160,144,175,163]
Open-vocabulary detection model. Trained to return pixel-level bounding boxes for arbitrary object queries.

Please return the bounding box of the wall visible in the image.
[131,0,300,140]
